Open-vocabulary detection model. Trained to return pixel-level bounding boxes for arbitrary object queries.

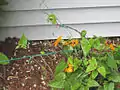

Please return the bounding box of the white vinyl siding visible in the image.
[0,0,120,40]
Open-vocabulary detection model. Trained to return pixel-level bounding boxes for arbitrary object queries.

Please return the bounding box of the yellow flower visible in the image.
[109,43,115,51]
[54,36,62,47]
[70,40,79,47]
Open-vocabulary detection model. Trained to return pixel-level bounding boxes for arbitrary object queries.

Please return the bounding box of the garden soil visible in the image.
[0,37,65,90]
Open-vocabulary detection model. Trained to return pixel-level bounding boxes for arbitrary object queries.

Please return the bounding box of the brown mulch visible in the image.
[0,37,65,90]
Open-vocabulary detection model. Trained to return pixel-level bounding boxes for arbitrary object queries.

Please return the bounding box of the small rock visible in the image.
[33,84,37,87]
[26,71,31,73]
[28,50,31,52]
[21,83,25,87]
[34,65,37,67]
[41,81,46,85]
[38,67,40,70]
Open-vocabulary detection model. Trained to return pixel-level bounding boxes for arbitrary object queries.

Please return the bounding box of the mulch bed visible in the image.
[0,37,65,90]
[0,37,120,90]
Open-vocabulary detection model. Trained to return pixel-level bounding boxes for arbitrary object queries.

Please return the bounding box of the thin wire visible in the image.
[0,50,73,63]
[57,24,81,35]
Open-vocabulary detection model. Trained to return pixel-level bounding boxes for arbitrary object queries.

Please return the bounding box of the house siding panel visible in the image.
[0,0,120,40]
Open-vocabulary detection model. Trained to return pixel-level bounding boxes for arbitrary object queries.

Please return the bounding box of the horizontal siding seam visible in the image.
[1,21,120,28]
[2,5,120,12]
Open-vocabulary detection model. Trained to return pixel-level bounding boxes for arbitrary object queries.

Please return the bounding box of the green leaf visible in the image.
[73,58,82,71]
[114,46,120,60]
[49,72,66,89]
[107,53,117,70]
[48,80,65,88]
[101,62,111,74]
[83,59,88,66]
[89,38,94,47]
[87,79,99,87]
[81,30,87,37]
[84,87,89,90]
[93,38,101,50]
[104,82,114,90]
[116,60,120,64]
[98,86,104,90]
[48,14,57,24]
[80,86,89,90]
[86,57,97,73]
[97,66,106,78]
[0,52,9,65]
[55,72,66,81]
[55,60,67,75]
[68,56,73,65]
[86,64,95,73]
[64,81,70,90]
[89,57,97,66]
[40,51,45,55]
[16,34,28,49]
[81,37,91,57]
[91,70,98,79]
[108,71,120,82]
[71,82,81,90]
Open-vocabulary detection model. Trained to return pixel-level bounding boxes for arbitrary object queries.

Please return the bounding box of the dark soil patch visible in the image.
[0,37,65,90]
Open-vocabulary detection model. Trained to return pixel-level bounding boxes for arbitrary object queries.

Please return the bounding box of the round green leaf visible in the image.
[91,70,98,79]
[0,52,9,65]
[87,79,99,87]
[48,80,65,88]
[55,72,66,81]
[97,66,106,78]
[81,30,87,37]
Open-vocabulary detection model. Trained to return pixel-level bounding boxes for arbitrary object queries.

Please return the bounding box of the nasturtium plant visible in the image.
[0,52,9,65]
[48,30,120,90]
[16,33,28,49]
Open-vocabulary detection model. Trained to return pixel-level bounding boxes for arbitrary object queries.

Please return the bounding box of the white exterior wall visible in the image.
[0,0,120,40]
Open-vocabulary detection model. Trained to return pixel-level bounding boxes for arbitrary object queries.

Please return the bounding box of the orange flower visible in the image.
[54,36,62,47]
[109,43,115,51]
[70,40,79,47]
[68,63,73,67]
[64,67,73,73]
[64,63,73,73]
[63,41,70,46]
